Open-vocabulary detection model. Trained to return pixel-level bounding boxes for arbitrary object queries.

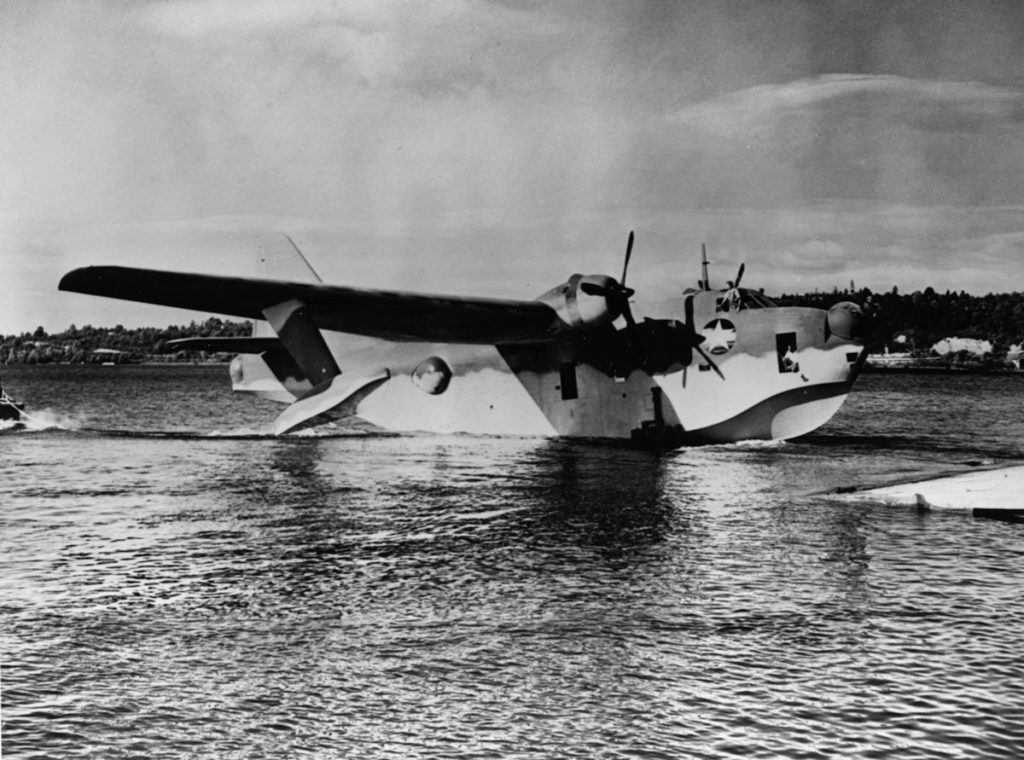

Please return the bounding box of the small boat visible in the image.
[0,382,25,422]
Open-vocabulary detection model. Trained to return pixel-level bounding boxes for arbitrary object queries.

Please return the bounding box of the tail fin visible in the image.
[243,234,393,434]
[253,234,323,339]
[257,233,323,282]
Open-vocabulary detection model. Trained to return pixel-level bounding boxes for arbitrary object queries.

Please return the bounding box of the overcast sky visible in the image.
[3,0,1024,333]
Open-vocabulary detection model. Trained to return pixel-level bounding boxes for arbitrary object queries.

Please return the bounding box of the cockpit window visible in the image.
[717,289,777,311]
[740,289,777,309]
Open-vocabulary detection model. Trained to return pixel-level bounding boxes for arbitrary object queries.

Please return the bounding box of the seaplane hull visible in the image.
[227,300,861,444]
[352,367,855,444]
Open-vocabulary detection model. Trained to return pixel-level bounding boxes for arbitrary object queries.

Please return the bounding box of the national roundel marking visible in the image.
[702,319,737,355]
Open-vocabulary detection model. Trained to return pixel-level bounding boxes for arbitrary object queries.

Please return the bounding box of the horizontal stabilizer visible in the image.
[167,336,282,353]
[274,370,390,436]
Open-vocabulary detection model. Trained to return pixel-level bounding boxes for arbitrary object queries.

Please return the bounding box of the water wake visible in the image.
[3,407,85,432]
[714,438,789,450]
[205,427,275,438]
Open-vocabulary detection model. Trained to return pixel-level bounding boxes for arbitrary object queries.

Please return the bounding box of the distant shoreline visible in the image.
[862,365,1024,376]
[1,361,232,368]
[6,361,1023,377]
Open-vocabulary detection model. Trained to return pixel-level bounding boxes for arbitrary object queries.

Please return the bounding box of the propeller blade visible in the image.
[684,293,701,347]
[621,231,634,287]
[735,263,745,289]
[581,231,638,323]
[695,345,725,380]
[621,301,637,328]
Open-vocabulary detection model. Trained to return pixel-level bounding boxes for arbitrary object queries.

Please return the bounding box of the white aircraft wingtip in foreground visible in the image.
[828,465,1024,518]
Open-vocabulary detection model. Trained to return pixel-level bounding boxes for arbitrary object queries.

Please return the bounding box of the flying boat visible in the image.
[59,233,866,445]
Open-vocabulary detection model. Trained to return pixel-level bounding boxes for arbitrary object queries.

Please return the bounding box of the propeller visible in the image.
[621,230,634,292]
[579,231,637,326]
[576,231,642,372]
[726,264,745,290]
[683,293,725,381]
[694,344,725,380]
[579,231,726,380]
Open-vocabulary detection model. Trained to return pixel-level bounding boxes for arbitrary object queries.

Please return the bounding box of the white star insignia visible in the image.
[703,319,736,355]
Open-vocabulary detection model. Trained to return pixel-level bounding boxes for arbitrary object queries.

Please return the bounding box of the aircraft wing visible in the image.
[59,266,559,344]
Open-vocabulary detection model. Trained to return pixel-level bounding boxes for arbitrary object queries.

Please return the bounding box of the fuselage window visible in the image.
[776,333,799,373]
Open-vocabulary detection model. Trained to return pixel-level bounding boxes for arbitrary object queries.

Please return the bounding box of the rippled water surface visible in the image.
[2,366,1024,758]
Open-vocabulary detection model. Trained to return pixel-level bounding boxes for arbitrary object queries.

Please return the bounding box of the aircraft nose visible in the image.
[826,301,865,341]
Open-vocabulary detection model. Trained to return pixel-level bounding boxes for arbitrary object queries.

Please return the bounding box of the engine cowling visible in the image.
[535,273,623,331]
[412,356,453,395]
[826,301,864,341]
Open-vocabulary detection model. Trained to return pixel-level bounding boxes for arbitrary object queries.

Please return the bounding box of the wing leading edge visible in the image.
[59,266,559,344]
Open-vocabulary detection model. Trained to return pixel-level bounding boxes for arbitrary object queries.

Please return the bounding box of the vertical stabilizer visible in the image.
[257,233,323,283]
[253,235,323,338]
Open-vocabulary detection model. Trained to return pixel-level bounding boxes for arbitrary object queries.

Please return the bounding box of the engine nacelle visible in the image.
[412,356,453,395]
[826,301,864,341]
[535,273,623,331]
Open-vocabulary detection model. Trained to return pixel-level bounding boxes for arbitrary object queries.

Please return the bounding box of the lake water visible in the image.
[2,366,1023,758]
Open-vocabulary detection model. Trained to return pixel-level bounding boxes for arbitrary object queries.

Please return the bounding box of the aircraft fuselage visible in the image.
[231,285,864,444]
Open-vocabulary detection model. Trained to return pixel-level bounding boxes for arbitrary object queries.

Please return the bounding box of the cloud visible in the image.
[137,0,506,41]
[775,239,850,272]
[138,0,377,37]
[135,0,535,94]
[2,0,624,235]
[651,74,1024,209]
[670,75,1024,133]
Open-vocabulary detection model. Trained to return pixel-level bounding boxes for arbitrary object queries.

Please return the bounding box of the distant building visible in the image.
[931,337,993,356]
[92,348,126,364]
[866,346,916,368]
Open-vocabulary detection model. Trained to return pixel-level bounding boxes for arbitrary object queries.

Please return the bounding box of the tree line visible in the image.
[4,287,1024,365]
[1,317,252,365]
[778,286,1024,356]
